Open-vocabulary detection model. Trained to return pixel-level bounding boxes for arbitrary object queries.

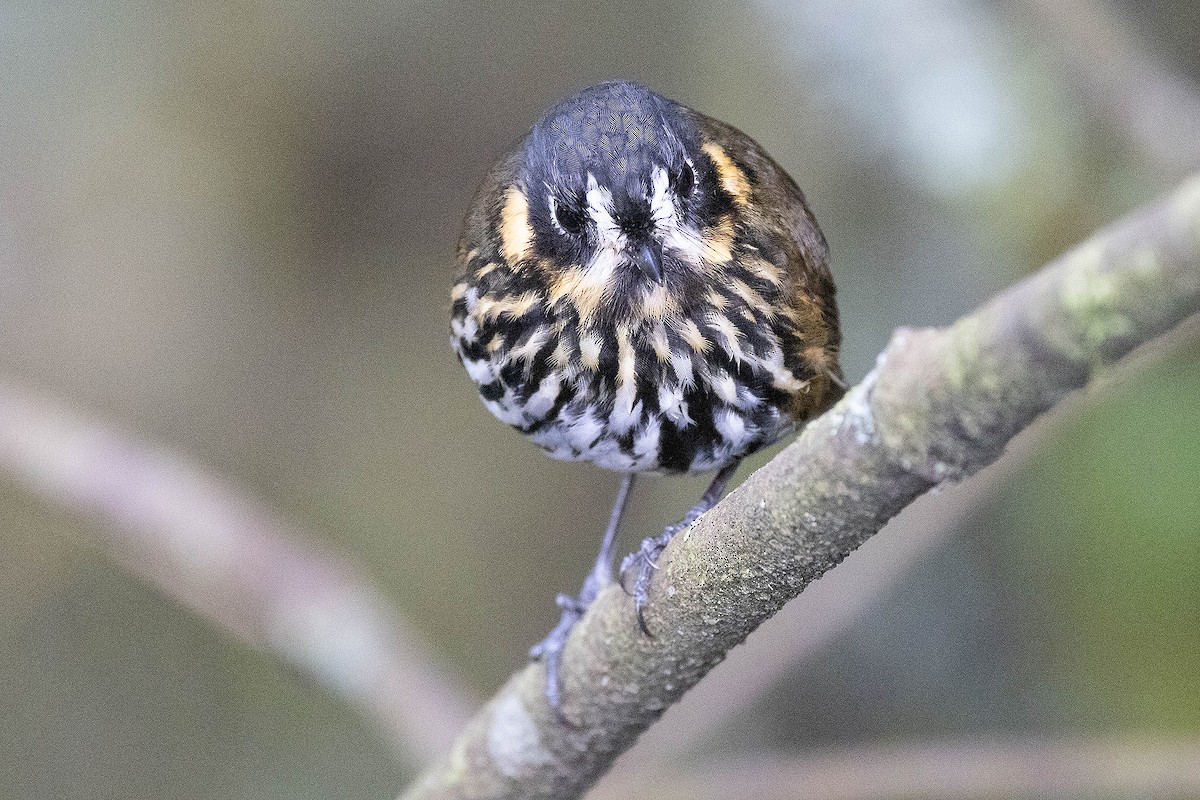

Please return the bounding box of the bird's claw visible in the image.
[530,592,587,721]
[619,528,676,637]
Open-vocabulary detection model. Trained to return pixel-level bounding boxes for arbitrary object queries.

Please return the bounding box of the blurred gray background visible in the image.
[2,0,1198,797]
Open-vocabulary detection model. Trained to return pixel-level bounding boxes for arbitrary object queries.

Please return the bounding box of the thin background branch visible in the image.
[0,384,477,766]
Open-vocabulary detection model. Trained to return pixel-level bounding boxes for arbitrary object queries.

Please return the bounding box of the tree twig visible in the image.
[401,174,1200,799]
[0,384,477,765]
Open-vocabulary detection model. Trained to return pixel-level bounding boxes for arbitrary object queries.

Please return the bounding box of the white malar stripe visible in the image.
[580,241,621,295]
[579,174,625,292]
[662,226,705,271]
[648,166,712,270]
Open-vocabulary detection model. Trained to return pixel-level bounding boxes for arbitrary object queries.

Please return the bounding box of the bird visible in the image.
[450,80,843,710]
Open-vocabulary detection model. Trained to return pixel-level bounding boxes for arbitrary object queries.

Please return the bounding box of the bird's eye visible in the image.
[674,162,696,197]
[550,197,587,237]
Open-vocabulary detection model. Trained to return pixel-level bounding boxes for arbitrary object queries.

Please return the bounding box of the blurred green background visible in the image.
[2,1,1198,798]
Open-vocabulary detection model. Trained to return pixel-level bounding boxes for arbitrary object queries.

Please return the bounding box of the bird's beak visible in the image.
[633,240,664,284]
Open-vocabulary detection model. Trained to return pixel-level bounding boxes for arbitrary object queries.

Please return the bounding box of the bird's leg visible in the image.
[619,460,741,636]
[530,472,636,712]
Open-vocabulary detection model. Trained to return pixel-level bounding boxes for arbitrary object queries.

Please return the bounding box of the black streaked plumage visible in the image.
[451,81,843,713]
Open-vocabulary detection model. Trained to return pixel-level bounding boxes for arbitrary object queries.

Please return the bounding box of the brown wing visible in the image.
[691,110,845,417]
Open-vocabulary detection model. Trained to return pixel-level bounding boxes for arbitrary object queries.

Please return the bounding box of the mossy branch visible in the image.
[402,174,1200,800]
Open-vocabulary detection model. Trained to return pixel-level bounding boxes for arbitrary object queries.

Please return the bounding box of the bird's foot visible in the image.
[529,592,584,718]
[530,568,610,718]
[618,523,683,636]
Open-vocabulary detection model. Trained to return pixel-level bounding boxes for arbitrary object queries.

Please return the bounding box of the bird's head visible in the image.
[507,81,734,317]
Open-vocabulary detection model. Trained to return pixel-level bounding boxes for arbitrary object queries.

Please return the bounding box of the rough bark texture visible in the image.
[402,174,1200,800]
